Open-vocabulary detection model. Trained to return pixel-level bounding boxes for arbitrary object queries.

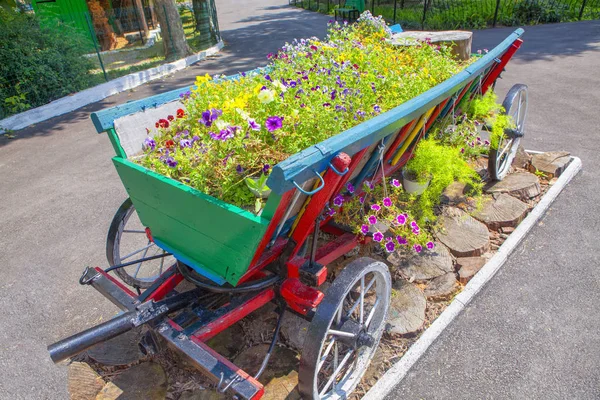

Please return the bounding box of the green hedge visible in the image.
[0,9,94,119]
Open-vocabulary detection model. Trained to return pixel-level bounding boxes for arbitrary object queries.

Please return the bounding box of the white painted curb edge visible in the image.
[363,155,582,400]
[0,40,224,134]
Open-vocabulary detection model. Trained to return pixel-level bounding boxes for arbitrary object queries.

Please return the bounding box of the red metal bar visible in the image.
[191,288,275,342]
[145,272,184,302]
[289,153,352,261]
[315,232,360,266]
[383,119,417,164]
[247,190,296,271]
[237,237,288,284]
[482,39,523,94]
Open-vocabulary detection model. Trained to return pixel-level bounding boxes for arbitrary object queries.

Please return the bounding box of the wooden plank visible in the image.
[268,28,524,195]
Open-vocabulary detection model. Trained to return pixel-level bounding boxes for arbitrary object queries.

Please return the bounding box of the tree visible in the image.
[191,0,219,49]
[154,0,190,60]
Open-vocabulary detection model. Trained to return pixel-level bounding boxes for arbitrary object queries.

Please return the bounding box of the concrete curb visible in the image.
[363,154,582,400]
[0,41,224,134]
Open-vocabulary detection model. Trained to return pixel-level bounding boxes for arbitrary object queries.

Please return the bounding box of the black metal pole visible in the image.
[131,4,145,45]
[371,0,375,14]
[393,0,397,23]
[493,0,501,27]
[84,13,108,82]
[422,0,428,29]
[579,0,588,20]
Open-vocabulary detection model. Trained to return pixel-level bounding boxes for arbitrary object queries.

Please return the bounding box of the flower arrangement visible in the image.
[332,179,435,254]
[136,12,465,212]
[436,115,491,159]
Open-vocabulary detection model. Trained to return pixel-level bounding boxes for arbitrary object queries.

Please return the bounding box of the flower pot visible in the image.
[246,178,271,199]
[402,169,431,195]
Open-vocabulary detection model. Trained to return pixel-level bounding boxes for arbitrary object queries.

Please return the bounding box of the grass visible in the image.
[296,0,600,30]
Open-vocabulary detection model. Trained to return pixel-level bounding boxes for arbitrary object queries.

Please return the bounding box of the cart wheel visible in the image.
[299,257,391,399]
[106,198,175,289]
[489,84,528,181]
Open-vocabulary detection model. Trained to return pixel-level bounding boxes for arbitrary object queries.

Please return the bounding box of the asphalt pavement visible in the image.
[0,3,598,399]
[386,21,600,400]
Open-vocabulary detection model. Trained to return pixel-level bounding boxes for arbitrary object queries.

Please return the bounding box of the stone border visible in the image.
[363,153,582,400]
[0,40,224,134]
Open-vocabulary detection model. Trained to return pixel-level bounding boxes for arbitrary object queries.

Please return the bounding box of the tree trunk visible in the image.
[154,0,191,60]
[133,0,149,38]
[192,0,219,49]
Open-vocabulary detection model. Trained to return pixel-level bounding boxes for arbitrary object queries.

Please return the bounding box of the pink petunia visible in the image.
[373,232,384,242]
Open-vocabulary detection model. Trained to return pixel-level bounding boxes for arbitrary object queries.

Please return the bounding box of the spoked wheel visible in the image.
[299,257,391,399]
[106,198,176,288]
[489,84,528,181]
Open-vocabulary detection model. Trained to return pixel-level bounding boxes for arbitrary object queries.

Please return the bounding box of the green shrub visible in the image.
[0,8,94,118]
[404,137,482,222]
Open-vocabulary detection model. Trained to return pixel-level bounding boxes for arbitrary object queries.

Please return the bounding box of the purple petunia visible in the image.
[200,108,222,127]
[426,241,435,250]
[396,214,407,225]
[143,137,156,151]
[210,126,238,141]
[385,241,395,253]
[373,232,384,242]
[347,182,355,194]
[373,104,381,113]
[165,156,177,168]
[412,228,420,235]
[180,139,192,148]
[411,221,419,229]
[248,119,261,131]
[263,164,271,173]
[328,208,336,216]
[361,224,369,235]
[368,215,377,225]
[359,196,365,204]
[333,194,344,207]
[371,204,381,211]
[397,236,408,245]
[413,244,423,253]
[383,197,392,207]
[391,178,401,188]
[365,180,374,190]
[236,164,244,174]
[264,74,272,82]
[265,116,283,132]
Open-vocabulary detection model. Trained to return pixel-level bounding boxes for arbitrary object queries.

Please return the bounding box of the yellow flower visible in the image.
[257,89,275,104]
[195,73,212,87]
[253,84,264,95]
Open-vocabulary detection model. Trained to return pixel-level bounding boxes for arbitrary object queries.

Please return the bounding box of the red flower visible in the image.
[165,140,175,149]
[176,108,185,118]
[158,119,170,128]
[155,122,160,128]
[167,115,174,121]
[353,63,359,69]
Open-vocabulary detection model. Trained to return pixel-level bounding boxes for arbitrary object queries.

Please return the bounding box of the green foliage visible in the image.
[404,137,482,222]
[436,117,490,160]
[465,90,502,121]
[490,113,513,149]
[139,13,464,210]
[0,8,94,118]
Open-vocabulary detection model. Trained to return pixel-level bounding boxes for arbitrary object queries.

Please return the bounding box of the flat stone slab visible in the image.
[387,243,453,282]
[436,208,490,257]
[233,344,299,385]
[87,327,144,366]
[107,362,167,400]
[441,181,468,204]
[529,151,571,178]
[472,193,529,230]
[485,172,541,201]
[68,361,105,400]
[512,145,532,168]
[423,272,459,299]
[456,257,487,284]
[386,280,426,335]
[280,311,310,351]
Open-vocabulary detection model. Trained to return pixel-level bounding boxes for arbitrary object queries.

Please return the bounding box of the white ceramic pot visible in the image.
[402,169,431,195]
